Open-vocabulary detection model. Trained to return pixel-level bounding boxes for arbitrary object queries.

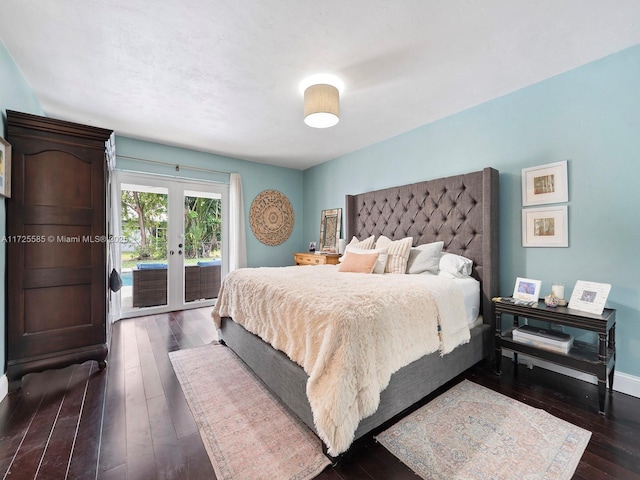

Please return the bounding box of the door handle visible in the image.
[170,250,175,255]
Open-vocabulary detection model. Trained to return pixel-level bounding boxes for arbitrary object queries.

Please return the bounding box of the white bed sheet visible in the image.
[451,276,480,327]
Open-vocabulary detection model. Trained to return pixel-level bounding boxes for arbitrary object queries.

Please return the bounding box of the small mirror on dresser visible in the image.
[319,208,341,253]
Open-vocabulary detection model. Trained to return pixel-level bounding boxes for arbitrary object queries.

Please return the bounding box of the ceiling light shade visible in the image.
[304,83,340,128]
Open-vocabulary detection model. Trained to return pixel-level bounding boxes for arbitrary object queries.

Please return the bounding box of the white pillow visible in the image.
[439,252,473,278]
[406,241,444,274]
[339,235,375,262]
[375,236,413,274]
[348,235,375,249]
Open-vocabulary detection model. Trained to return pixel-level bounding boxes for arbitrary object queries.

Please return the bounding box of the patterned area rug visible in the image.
[376,380,591,480]
[169,343,330,480]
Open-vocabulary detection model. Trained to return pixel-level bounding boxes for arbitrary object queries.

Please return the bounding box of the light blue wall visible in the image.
[0,40,45,377]
[303,44,640,377]
[115,137,304,268]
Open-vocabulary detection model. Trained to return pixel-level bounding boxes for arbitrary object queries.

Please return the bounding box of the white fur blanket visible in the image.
[211,265,470,456]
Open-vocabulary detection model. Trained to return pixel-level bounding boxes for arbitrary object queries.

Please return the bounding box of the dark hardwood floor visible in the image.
[1,307,639,479]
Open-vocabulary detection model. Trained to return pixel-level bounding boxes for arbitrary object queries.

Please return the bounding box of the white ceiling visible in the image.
[2,1,640,170]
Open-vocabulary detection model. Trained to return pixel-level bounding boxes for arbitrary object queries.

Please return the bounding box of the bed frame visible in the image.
[219,167,499,455]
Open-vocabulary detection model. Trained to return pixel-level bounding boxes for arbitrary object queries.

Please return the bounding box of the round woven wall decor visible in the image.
[249,189,294,246]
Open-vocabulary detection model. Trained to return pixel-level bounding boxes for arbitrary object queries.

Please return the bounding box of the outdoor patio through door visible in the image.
[117,172,228,317]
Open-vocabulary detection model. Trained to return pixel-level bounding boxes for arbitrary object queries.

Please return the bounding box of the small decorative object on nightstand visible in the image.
[294,252,340,266]
[544,294,559,307]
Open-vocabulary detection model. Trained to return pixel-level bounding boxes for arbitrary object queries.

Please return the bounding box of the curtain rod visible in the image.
[116,154,233,176]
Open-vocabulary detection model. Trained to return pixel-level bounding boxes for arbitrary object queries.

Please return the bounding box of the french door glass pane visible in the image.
[183,190,223,303]
[120,183,169,312]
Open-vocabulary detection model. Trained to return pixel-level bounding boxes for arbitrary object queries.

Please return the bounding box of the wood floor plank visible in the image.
[135,319,166,400]
[353,442,419,480]
[5,368,75,478]
[145,316,200,440]
[172,309,218,346]
[124,363,156,480]
[0,391,30,473]
[147,395,188,479]
[67,363,109,480]
[98,319,127,475]
[178,431,217,479]
[36,363,94,479]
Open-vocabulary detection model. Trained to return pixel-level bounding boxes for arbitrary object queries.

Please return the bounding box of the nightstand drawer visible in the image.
[294,252,340,266]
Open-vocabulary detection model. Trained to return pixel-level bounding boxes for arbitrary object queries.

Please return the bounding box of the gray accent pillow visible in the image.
[406,241,444,274]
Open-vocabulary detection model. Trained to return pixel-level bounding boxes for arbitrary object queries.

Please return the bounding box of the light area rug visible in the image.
[169,343,330,480]
[376,380,591,480]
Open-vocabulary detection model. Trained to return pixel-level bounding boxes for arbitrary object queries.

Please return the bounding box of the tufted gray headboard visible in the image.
[345,167,499,325]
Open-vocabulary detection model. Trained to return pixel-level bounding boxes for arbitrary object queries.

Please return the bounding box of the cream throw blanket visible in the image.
[212,265,470,456]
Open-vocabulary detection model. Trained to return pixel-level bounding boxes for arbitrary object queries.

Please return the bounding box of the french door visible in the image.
[117,172,228,317]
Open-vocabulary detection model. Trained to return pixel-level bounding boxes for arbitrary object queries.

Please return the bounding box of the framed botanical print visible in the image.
[522,205,568,247]
[522,160,568,206]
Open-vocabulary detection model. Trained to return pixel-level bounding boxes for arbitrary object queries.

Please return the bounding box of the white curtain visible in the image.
[107,134,121,322]
[229,173,247,270]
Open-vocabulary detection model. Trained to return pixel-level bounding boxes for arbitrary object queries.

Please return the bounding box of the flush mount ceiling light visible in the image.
[300,74,344,129]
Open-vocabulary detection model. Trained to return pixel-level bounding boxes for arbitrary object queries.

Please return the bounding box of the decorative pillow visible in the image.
[439,252,473,277]
[347,247,389,274]
[406,241,444,274]
[375,236,413,274]
[337,250,380,274]
[347,235,375,250]
[339,235,375,262]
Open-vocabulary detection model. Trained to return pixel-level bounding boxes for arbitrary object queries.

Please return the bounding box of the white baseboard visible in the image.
[501,351,640,399]
[0,374,8,404]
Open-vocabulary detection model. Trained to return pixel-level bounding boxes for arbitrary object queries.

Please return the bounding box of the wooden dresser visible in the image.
[294,252,340,266]
[6,111,112,388]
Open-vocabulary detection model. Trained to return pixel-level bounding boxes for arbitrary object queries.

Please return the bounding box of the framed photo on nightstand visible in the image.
[568,280,611,315]
[513,277,542,303]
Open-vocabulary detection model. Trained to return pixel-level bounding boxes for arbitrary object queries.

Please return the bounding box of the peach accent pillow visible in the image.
[337,250,380,274]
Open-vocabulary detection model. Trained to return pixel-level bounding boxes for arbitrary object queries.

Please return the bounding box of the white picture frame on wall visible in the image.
[522,160,568,206]
[522,205,568,247]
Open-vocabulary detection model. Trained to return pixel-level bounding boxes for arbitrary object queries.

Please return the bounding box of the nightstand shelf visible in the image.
[494,299,616,414]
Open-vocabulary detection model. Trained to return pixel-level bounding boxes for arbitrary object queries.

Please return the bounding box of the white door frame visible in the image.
[117,171,228,318]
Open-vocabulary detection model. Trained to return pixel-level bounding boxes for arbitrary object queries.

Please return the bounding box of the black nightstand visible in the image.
[494,298,616,414]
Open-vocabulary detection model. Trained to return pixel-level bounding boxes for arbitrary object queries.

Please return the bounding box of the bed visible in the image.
[213,167,499,457]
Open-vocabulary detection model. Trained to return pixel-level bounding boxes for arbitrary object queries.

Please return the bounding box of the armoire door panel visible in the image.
[23,225,93,268]
[24,151,93,208]
[24,285,93,332]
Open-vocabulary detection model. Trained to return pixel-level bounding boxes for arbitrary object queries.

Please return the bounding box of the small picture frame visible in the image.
[0,136,12,198]
[568,280,611,315]
[522,160,568,206]
[513,277,542,303]
[522,205,568,247]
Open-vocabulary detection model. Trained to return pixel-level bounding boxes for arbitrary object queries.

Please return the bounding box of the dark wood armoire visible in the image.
[6,111,112,387]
